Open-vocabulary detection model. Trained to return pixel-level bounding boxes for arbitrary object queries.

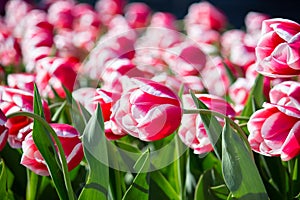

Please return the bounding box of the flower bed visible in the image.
[0,0,299,199]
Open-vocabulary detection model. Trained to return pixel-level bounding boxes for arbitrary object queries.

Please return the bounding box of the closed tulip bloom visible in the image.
[21,123,84,176]
[0,109,8,151]
[248,103,300,161]
[255,18,300,77]
[248,81,300,161]
[110,78,182,141]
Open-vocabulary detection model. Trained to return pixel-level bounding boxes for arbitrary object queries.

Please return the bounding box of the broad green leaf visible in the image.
[190,91,222,160]
[32,85,70,200]
[292,157,300,198]
[122,150,150,200]
[222,119,268,199]
[79,105,109,200]
[241,74,264,117]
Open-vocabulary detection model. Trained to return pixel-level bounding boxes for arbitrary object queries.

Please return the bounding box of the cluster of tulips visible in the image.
[0,0,300,199]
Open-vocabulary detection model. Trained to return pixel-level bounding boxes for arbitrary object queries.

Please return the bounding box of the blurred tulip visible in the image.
[125,2,151,29]
[164,41,206,76]
[35,56,78,98]
[185,1,227,31]
[73,87,116,122]
[110,78,182,141]
[95,0,125,25]
[21,123,84,176]
[7,73,36,91]
[0,86,50,148]
[47,1,74,30]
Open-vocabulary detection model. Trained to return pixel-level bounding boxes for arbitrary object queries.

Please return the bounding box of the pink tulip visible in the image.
[73,88,116,122]
[201,56,231,96]
[35,56,78,98]
[245,12,270,34]
[185,1,227,31]
[47,1,74,30]
[178,94,236,154]
[0,29,22,67]
[255,18,300,77]
[0,109,8,151]
[4,0,32,29]
[124,2,151,29]
[164,41,207,76]
[0,86,51,148]
[110,78,182,141]
[228,78,252,113]
[21,123,84,176]
[7,73,36,92]
[95,0,125,25]
[269,81,300,105]
[248,103,300,161]
[101,59,145,93]
[150,12,177,30]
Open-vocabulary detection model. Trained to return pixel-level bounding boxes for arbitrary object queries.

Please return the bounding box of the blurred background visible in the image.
[1,0,300,28]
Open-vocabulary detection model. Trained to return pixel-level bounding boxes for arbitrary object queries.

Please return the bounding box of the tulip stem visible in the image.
[183,109,251,152]
[7,111,75,200]
[26,170,39,200]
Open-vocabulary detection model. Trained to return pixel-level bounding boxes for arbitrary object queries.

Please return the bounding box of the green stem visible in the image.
[26,170,39,200]
[7,111,75,200]
[183,109,251,153]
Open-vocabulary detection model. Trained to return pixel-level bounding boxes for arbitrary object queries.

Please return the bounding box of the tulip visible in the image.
[35,56,78,98]
[124,2,151,29]
[110,78,182,141]
[185,1,227,31]
[21,123,84,176]
[248,103,300,161]
[248,80,300,161]
[178,94,236,154]
[0,86,50,148]
[255,18,300,77]
[73,88,117,122]
[0,109,8,151]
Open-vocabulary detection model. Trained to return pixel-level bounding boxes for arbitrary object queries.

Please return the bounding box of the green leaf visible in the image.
[32,85,70,200]
[190,91,223,160]
[194,168,228,200]
[222,119,268,199]
[241,74,264,117]
[0,160,9,200]
[79,105,109,200]
[122,150,150,200]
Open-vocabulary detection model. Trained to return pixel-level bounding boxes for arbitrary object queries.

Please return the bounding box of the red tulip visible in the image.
[0,86,50,148]
[110,78,182,141]
[21,123,84,176]
[0,109,8,151]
